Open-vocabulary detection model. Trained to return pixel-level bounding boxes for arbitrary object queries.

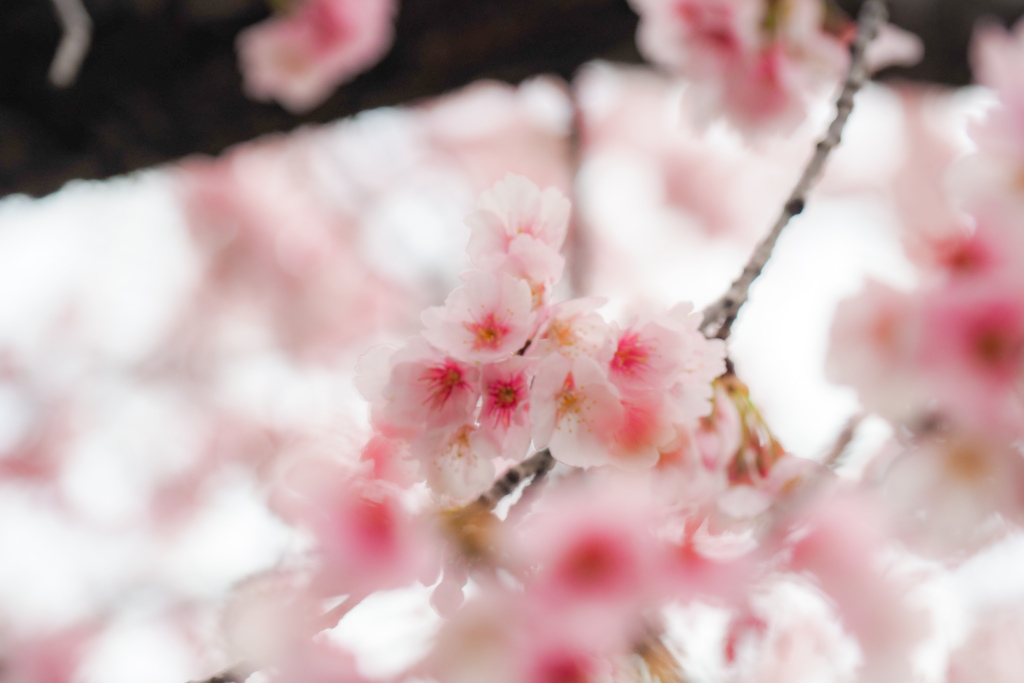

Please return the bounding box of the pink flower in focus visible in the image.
[530,354,625,468]
[479,357,534,461]
[604,303,725,426]
[422,271,536,364]
[359,337,481,439]
[237,0,398,113]
[527,297,610,361]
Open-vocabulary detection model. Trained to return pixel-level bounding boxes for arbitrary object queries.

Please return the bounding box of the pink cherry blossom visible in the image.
[527,296,610,361]
[506,480,667,647]
[603,304,725,427]
[413,423,499,503]
[878,432,1024,556]
[236,0,398,113]
[530,354,625,468]
[826,280,928,422]
[360,337,481,439]
[629,0,849,134]
[421,271,537,364]
[273,459,437,596]
[479,357,534,461]
[916,280,1024,434]
[787,491,927,683]
[465,174,571,295]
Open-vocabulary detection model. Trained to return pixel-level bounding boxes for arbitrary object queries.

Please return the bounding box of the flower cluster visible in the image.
[357,174,727,503]
[244,173,935,683]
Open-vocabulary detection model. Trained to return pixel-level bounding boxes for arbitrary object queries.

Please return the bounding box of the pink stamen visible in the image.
[421,360,468,410]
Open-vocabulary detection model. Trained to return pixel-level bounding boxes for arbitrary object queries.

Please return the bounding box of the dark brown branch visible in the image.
[699,0,888,341]
[474,448,555,511]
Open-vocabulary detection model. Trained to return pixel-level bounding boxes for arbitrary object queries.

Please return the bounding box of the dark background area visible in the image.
[2,0,1023,198]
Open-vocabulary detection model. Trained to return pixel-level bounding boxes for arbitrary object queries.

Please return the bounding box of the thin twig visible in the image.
[821,411,866,470]
[474,448,555,511]
[48,0,93,88]
[565,85,592,298]
[699,0,888,340]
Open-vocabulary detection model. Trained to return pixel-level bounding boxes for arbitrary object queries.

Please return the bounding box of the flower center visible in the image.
[467,312,509,350]
[610,332,649,378]
[422,360,467,409]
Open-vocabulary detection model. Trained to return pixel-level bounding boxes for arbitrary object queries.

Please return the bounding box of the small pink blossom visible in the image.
[530,354,625,468]
[826,280,928,422]
[466,174,571,295]
[274,459,436,596]
[236,0,398,113]
[527,297,610,361]
[605,395,676,469]
[422,271,536,364]
[604,303,725,426]
[479,357,534,461]
[361,337,481,439]
[788,492,928,683]
[917,281,1024,433]
[414,423,499,503]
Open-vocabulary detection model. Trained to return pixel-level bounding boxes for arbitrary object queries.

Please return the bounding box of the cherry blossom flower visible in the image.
[358,337,481,439]
[530,354,625,468]
[422,271,537,364]
[877,432,1024,556]
[826,280,927,422]
[505,480,667,648]
[916,280,1024,434]
[236,0,398,113]
[465,174,571,297]
[413,423,499,503]
[272,458,437,596]
[527,296,610,361]
[787,492,927,683]
[629,0,849,134]
[478,357,534,461]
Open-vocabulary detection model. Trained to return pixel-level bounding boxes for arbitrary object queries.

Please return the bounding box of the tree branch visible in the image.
[699,0,888,341]
[48,0,92,88]
[474,448,555,511]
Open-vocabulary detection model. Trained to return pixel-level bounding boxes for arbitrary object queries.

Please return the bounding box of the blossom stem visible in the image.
[699,0,889,340]
[474,448,555,511]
